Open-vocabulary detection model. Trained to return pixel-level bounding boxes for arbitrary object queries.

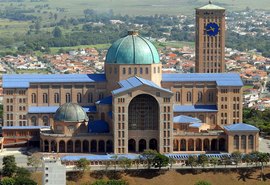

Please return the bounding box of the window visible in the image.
[233,135,239,149]
[99,93,104,100]
[145,68,149,74]
[43,93,48,103]
[31,93,37,103]
[154,67,156,73]
[134,67,137,74]
[88,92,93,103]
[43,116,49,126]
[128,67,132,74]
[175,92,180,102]
[66,93,71,103]
[187,91,192,102]
[31,116,37,126]
[248,135,254,149]
[241,135,246,149]
[158,67,160,73]
[198,91,203,102]
[77,93,82,103]
[140,67,143,74]
[54,93,60,103]
[114,67,117,74]
[123,68,126,75]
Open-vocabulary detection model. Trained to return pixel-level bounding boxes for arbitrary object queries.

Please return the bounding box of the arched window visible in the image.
[154,67,156,73]
[43,116,49,126]
[145,68,149,74]
[88,92,93,103]
[31,93,37,103]
[54,93,59,103]
[128,67,132,74]
[99,93,104,100]
[114,67,117,74]
[77,93,82,103]
[43,93,48,103]
[140,67,143,74]
[31,116,37,126]
[208,92,214,102]
[187,91,192,102]
[234,135,239,149]
[66,93,71,103]
[123,68,126,75]
[248,135,254,149]
[158,67,160,73]
[175,92,180,102]
[134,67,137,74]
[198,91,203,102]
[241,135,246,149]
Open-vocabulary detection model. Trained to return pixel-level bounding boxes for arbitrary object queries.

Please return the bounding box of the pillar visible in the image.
[48,141,51,152]
[178,140,180,151]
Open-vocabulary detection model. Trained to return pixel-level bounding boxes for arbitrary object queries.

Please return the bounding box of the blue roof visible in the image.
[112,76,172,95]
[173,115,202,123]
[2,126,50,130]
[189,123,203,128]
[166,154,231,160]
[2,74,106,88]
[162,73,243,87]
[88,120,110,133]
[61,154,140,161]
[224,123,259,132]
[29,106,96,113]
[96,96,112,105]
[174,105,218,112]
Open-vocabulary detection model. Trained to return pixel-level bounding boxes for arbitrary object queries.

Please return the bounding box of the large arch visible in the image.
[211,139,218,151]
[106,140,113,153]
[91,140,97,152]
[128,139,136,153]
[67,140,73,153]
[44,140,49,152]
[173,139,179,151]
[59,140,65,153]
[139,139,146,152]
[203,139,210,151]
[241,135,246,149]
[149,139,158,151]
[83,140,89,153]
[98,140,105,153]
[180,139,186,151]
[234,135,239,150]
[75,140,81,153]
[248,135,254,150]
[219,138,226,151]
[128,94,159,130]
[51,140,57,152]
[188,139,194,151]
[196,138,202,151]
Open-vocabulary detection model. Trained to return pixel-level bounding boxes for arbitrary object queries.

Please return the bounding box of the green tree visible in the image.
[194,180,212,185]
[15,167,30,178]
[2,155,17,177]
[0,177,15,185]
[118,157,132,171]
[140,149,158,169]
[27,154,41,172]
[231,151,242,168]
[52,27,62,38]
[242,154,252,167]
[257,152,270,181]
[13,177,37,185]
[186,155,198,168]
[210,157,219,169]
[198,154,208,168]
[152,153,169,170]
[75,158,90,172]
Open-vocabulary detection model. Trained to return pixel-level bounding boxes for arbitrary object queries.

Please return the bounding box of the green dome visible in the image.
[105,31,160,64]
[54,103,89,122]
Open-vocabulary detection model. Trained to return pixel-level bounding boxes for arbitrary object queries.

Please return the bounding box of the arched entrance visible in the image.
[51,140,57,152]
[106,140,113,153]
[75,140,81,153]
[98,140,105,153]
[211,139,218,151]
[59,140,65,153]
[128,139,136,153]
[196,139,202,151]
[219,138,226,151]
[128,94,159,130]
[173,139,179,151]
[91,140,97,152]
[67,140,73,153]
[83,140,89,153]
[139,139,146,152]
[180,139,186,151]
[149,139,158,151]
[203,139,210,151]
[188,139,194,151]
[44,140,49,152]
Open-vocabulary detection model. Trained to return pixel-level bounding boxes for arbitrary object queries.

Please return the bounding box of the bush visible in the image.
[194,180,212,185]
[91,179,128,185]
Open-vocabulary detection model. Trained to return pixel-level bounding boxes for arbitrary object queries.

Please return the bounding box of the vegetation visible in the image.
[140,149,158,169]
[2,156,17,177]
[194,181,212,185]
[91,179,128,185]
[76,158,90,172]
[152,153,169,170]
[243,108,270,133]
[27,154,42,172]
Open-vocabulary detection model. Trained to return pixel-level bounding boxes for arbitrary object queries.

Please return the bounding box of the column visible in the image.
[209,139,212,151]
[186,140,188,151]
[56,141,59,153]
[246,135,248,153]
[178,140,180,151]
[48,141,51,152]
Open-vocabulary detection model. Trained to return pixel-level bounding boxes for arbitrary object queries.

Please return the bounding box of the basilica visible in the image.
[1,2,259,154]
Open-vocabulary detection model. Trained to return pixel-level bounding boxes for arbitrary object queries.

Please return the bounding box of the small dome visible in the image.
[54,103,89,122]
[105,31,160,65]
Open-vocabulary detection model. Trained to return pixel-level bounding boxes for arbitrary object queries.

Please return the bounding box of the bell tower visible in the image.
[195,1,226,73]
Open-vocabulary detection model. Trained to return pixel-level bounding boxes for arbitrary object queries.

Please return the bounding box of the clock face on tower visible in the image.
[205,22,219,36]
